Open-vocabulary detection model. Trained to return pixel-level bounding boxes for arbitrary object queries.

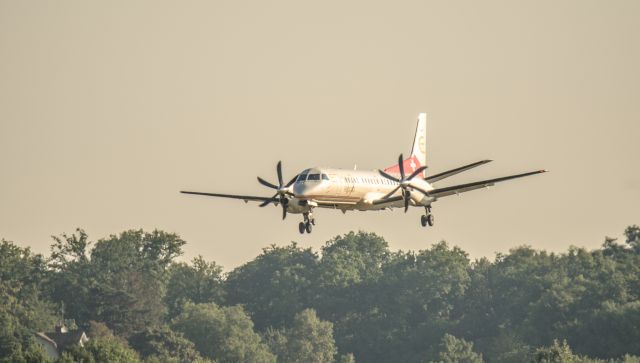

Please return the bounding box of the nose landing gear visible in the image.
[421,206,434,227]
[298,212,315,234]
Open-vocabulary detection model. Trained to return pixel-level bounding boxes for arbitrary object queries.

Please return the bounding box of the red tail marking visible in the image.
[383,155,422,176]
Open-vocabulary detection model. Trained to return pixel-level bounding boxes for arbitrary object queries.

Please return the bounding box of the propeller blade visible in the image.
[377,169,400,182]
[403,190,410,212]
[382,185,401,200]
[281,198,288,219]
[407,166,428,180]
[257,177,279,190]
[284,175,299,188]
[276,161,283,187]
[259,193,279,207]
[259,199,272,207]
[398,154,405,179]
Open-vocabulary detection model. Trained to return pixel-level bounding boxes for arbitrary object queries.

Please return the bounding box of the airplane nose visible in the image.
[294,183,317,197]
[293,183,306,196]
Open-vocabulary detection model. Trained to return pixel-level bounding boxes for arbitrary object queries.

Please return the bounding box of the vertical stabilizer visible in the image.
[383,113,428,177]
[411,113,427,173]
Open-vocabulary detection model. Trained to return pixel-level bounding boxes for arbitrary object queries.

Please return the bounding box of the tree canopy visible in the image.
[1,226,640,362]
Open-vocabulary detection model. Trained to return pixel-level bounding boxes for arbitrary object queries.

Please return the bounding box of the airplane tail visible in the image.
[383,113,427,177]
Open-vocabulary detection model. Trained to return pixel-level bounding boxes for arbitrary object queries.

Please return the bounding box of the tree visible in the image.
[225,243,318,330]
[87,230,186,336]
[46,229,187,336]
[0,336,52,363]
[60,337,141,363]
[625,225,640,253]
[355,241,471,362]
[7,224,640,363]
[172,303,275,363]
[165,256,225,319]
[46,229,94,329]
[128,326,206,363]
[338,353,356,363]
[431,334,483,363]
[317,231,389,289]
[315,232,390,322]
[264,309,337,363]
[0,240,57,361]
[49,229,90,268]
[532,340,577,363]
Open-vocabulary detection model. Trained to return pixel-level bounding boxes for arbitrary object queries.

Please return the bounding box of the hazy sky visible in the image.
[1,0,639,269]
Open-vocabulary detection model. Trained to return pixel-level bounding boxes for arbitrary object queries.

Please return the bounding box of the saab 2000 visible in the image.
[181,113,546,234]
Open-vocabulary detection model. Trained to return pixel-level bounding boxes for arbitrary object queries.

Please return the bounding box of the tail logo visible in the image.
[418,135,426,154]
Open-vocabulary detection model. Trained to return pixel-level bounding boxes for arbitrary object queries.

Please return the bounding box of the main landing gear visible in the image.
[298,212,316,234]
[421,206,434,227]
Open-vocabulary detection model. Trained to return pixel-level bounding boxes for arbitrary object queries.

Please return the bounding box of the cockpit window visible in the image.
[307,174,320,181]
[322,174,329,180]
[296,174,307,182]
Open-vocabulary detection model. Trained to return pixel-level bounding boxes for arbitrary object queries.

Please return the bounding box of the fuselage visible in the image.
[288,167,436,213]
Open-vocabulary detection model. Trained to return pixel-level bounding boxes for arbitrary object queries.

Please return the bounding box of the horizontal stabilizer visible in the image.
[425,160,492,183]
[427,170,547,198]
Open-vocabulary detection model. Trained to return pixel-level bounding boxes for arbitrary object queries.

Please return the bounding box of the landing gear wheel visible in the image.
[298,222,306,234]
[421,214,435,227]
[305,222,313,234]
[427,214,434,226]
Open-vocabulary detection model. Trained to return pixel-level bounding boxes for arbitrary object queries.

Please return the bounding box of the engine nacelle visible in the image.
[286,197,313,214]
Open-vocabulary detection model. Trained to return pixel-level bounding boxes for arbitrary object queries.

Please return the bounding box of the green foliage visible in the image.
[1,338,52,363]
[335,241,471,362]
[314,232,390,323]
[264,309,337,363]
[4,226,640,363]
[0,240,57,360]
[318,231,389,288]
[338,353,356,363]
[47,229,186,336]
[165,256,225,319]
[225,243,318,330]
[431,334,483,363]
[46,230,94,328]
[625,225,640,253]
[172,302,275,363]
[49,229,90,268]
[128,326,205,363]
[533,340,578,363]
[60,337,141,363]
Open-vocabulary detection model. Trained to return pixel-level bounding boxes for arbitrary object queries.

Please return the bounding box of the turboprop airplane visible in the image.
[181,113,546,234]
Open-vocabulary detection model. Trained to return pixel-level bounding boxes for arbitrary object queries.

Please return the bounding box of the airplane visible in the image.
[181,113,546,234]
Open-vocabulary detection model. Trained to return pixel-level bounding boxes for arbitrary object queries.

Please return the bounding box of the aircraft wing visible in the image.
[426,170,547,198]
[180,191,275,203]
[425,160,492,183]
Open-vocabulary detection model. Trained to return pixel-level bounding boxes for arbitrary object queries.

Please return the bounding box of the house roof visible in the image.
[38,331,87,350]
[35,332,58,348]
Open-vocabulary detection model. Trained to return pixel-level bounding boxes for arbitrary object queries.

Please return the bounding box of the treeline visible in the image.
[1,226,640,363]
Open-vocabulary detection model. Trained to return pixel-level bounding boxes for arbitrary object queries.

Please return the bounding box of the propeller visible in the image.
[377,154,428,212]
[257,161,297,219]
